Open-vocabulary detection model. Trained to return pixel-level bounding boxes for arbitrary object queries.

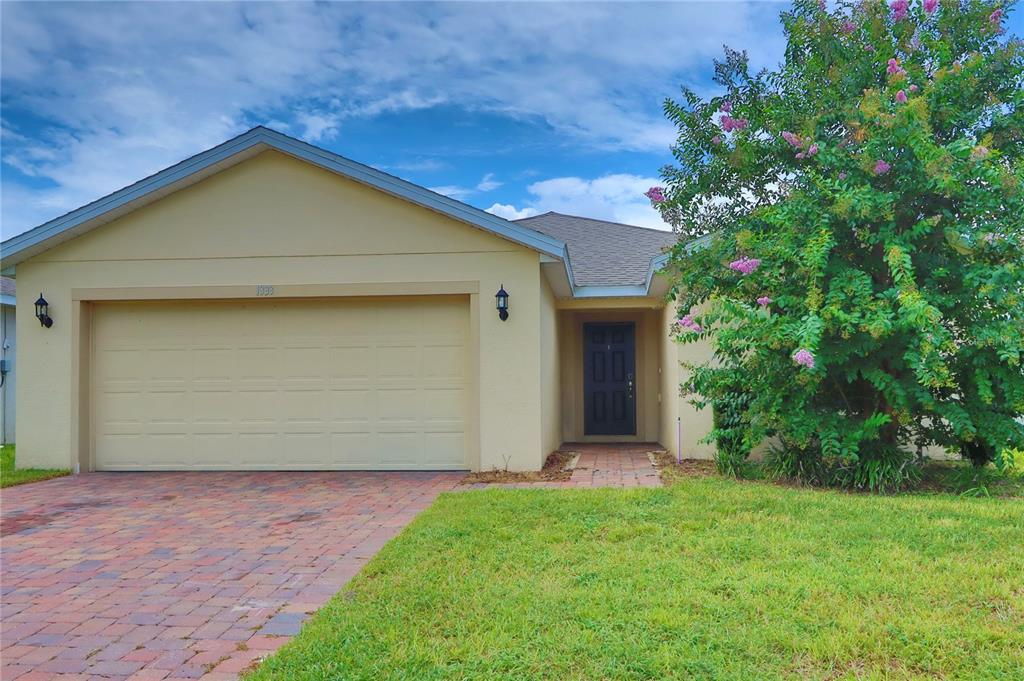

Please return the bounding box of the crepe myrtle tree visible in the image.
[649,0,1024,489]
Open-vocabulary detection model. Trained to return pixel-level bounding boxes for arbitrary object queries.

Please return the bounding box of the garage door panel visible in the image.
[423,345,465,378]
[280,390,329,423]
[377,433,420,465]
[423,433,464,466]
[330,433,375,465]
[422,387,465,421]
[92,297,469,470]
[328,390,374,423]
[377,346,420,378]
[328,346,374,381]
[377,388,419,424]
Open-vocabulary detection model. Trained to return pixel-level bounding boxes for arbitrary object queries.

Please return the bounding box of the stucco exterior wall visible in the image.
[675,322,716,460]
[659,302,680,457]
[659,299,716,460]
[14,150,546,471]
[539,278,562,463]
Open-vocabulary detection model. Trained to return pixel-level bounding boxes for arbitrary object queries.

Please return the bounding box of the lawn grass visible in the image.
[248,479,1023,680]
[0,444,70,488]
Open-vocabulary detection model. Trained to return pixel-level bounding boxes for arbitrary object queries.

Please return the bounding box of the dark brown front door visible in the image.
[583,323,636,436]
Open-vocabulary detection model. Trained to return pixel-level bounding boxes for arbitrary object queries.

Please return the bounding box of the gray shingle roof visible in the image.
[514,212,677,287]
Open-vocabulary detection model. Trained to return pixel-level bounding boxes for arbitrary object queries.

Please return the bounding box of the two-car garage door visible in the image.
[91,297,469,470]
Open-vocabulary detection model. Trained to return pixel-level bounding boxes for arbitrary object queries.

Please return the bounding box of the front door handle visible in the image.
[627,373,634,399]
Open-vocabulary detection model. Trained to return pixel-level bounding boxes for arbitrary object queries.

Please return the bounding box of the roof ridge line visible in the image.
[516,210,675,237]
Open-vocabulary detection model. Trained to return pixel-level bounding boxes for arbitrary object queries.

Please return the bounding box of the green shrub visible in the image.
[829,446,921,493]
[655,0,1024,490]
[711,388,753,476]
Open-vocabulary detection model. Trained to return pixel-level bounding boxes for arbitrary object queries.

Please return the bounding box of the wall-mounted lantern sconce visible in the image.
[495,285,509,321]
[34,294,53,328]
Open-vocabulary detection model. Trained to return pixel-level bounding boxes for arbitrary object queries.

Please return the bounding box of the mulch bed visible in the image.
[650,451,717,482]
[461,450,576,484]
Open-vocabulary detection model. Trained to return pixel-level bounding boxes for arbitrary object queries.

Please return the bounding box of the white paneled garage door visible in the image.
[91,297,469,470]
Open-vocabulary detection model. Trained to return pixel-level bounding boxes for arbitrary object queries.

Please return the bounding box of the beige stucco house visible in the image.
[1,127,714,473]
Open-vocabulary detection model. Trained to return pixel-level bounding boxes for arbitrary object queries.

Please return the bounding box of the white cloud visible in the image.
[498,173,670,230]
[476,173,502,192]
[296,112,340,142]
[1,1,788,235]
[486,203,539,220]
[429,185,473,200]
[431,173,500,202]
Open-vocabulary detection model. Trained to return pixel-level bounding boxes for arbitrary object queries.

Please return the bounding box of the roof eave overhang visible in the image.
[564,251,672,301]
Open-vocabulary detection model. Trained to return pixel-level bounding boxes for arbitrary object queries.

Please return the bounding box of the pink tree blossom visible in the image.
[757,296,772,307]
[924,0,938,14]
[874,159,892,175]
[990,9,1003,25]
[807,143,819,156]
[781,131,801,147]
[909,84,919,92]
[729,257,762,275]
[895,89,908,103]
[793,349,816,369]
[677,315,703,333]
[720,115,749,133]
[645,187,666,203]
[842,20,857,33]
[887,58,906,77]
[712,135,723,145]
[890,0,909,21]
[720,100,732,113]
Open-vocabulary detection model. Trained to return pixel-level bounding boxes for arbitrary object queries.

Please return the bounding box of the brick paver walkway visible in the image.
[566,443,663,487]
[1,471,460,680]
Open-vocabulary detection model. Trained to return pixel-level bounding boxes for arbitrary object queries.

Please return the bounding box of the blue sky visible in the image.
[1,2,1020,237]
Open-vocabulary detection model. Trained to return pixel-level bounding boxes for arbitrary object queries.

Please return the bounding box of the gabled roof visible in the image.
[0,126,568,272]
[0,127,682,298]
[516,212,676,296]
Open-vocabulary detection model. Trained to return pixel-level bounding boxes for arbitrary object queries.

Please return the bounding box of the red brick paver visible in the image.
[566,443,663,487]
[1,471,460,680]
[458,443,665,490]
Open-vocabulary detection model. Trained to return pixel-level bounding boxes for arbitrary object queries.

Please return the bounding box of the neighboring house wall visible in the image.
[15,150,547,472]
[539,278,562,462]
[1,302,14,444]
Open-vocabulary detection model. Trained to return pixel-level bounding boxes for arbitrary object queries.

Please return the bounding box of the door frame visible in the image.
[559,308,659,444]
[581,321,637,437]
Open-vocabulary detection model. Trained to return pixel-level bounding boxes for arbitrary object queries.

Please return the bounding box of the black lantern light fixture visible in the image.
[34,294,53,328]
[495,285,509,321]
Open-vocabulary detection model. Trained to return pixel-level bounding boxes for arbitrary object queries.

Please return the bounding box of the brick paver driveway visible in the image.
[1,471,460,680]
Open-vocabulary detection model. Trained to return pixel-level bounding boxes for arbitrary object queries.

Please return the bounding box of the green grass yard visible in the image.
[248,478,1024,680]
[0,444,70,488]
